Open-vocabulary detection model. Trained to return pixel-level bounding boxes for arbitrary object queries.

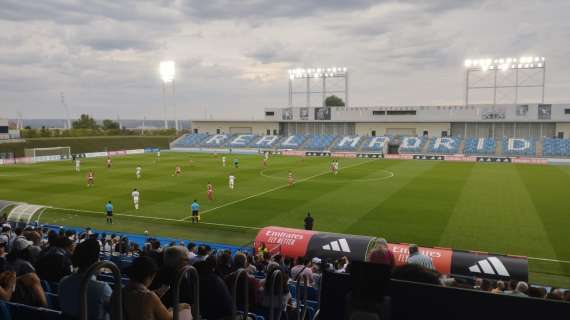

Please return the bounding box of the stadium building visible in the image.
[180,103,570,159]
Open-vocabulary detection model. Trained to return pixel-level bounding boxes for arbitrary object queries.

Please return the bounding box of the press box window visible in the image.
[265,111,275,116]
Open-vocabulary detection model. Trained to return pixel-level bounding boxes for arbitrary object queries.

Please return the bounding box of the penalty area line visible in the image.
[527,256,570,264]
[44,206,260,230]
[182,160,373,220]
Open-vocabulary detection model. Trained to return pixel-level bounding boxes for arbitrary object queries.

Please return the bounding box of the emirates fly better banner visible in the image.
[255,226,528,281]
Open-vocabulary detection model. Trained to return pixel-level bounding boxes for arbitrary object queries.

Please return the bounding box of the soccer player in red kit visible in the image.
[106,157,112,169]
[288,171,294,187]
[87,170,95,187]
[207,182,214,201]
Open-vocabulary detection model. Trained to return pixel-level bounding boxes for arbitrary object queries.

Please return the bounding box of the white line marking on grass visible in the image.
[528,256,570,264]
[183,160,373,220]
[44,206,260,230]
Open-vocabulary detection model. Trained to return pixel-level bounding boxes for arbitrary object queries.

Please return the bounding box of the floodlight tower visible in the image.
[288,67,349,107]
[60,92,71,129]
[464,56,546,106]
[159,61,177,131]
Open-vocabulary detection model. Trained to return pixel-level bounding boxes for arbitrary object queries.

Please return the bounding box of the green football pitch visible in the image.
[1,152,569,287]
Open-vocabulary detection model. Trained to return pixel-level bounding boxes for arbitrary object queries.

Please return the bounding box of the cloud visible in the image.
[0,0,570,119]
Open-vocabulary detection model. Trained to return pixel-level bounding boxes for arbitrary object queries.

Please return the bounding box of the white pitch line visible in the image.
[44,206,260,230]
[527,256,570,264]
[182,160,373,220]
[29,207,570,264]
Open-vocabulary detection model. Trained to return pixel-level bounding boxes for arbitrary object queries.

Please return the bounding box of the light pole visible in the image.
[160,61,176,130]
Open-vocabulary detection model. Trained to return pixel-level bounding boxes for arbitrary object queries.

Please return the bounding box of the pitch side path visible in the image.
[1,152,569,287]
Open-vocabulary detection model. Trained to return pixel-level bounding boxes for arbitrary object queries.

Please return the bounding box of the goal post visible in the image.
[24,146,72,159]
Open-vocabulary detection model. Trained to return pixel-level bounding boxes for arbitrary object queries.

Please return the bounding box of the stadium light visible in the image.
[287,66,348,79]
[464,56,545,70]
[160,61,176,83]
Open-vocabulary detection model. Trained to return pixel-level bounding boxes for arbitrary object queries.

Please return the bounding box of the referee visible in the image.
[105,201,113,224]
[191,200,200,224]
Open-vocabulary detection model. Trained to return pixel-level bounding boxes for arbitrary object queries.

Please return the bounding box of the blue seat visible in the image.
[398,137,427,154]
[6,301,63,320]
[360,136,389,152]
[463,137,496,155]
[427,137,461,154]
[502,138,536,156]
[0,301,11,320]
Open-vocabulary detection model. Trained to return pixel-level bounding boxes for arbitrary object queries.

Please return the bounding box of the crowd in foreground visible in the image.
[0,223,569,320]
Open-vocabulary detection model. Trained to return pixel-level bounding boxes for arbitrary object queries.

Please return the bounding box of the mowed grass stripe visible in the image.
[346,161,474,246]
[516,165,570,277]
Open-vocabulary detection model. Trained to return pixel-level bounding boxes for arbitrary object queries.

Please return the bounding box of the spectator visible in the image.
[259,263,292,315]
[152,245,193,309]
[290,257,314,285]
[506,281,529,297]
[391,264,441,285]
[546,288,563,300]
[528,286,547,298]
[367,238,395,268]
[491,280,505,294]
[407,244,435,270]
[5,237,47,307]
[215,250,233,277]
[59,238,112,320]
[187,243,197,259]
[189,246,207,265]
[35,236,74,283]
[224,252,260,311]
[144,239,163,267]
[564,290,570,302]
[480,279,492,292]
[245,255,258,274]
[123,256,190,320]
[0,270,16,302]
[194,257,233,320]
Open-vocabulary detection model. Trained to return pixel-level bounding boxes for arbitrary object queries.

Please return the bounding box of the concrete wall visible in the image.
[191,121,280,136]
[555,123,570,138]
[355,122,451,136]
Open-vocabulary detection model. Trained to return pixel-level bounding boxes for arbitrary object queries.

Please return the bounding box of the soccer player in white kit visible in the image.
[75,158,81,172]
[222,156,227,167]
[136,165,142,179]
[229,175,236,190]
[132,188,140,210]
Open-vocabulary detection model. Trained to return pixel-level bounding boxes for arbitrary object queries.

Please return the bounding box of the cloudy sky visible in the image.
[1,0,570,120]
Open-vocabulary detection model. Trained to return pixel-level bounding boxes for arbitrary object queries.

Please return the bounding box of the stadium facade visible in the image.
[191,103,570,138]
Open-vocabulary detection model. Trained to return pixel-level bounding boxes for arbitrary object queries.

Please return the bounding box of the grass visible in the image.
[0,152,569,287]
[0,136,173,157]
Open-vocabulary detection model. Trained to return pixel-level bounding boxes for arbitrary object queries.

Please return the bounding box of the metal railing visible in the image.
[231,268,250,320]
[172,265,200,320]
[294,274,310,320]
[79,261,123,320]
[267,268,284,320]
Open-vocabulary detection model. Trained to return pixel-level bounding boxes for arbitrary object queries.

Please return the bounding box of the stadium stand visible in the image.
[0,222,568,320]
[172,133,208,148]
[304,135,337,151]
[173,133,551,160]
[360,136,390,152]
[201,134,231,147]
[427,137,461,154]
[331,136,363,151]
[398,136,427,154]
[276,134,308,149]
[229,134,259,147]
[463,137,497,155]
[542,138,570,157]
[502,137,536,156]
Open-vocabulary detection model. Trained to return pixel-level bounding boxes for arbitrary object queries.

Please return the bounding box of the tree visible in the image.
[325,95,345,107]
[72,114,98,129]
[102,119,120,130]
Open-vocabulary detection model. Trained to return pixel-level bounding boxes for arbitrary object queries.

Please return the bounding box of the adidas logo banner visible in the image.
[306,233,374,261]
[451,251,528,281]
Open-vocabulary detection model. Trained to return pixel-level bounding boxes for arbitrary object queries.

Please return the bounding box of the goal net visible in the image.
[25,146,72,159]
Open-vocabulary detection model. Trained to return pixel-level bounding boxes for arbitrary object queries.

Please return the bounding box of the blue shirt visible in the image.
[191,202,200,211]
[105,203,113,212]
[59,273,113,320]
